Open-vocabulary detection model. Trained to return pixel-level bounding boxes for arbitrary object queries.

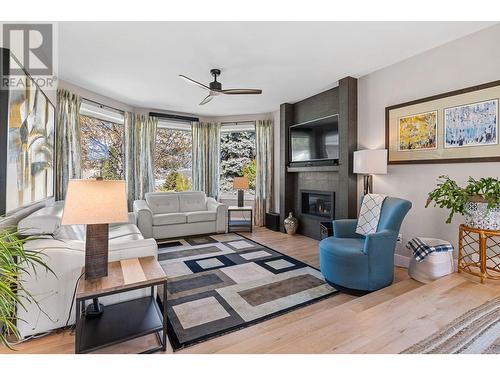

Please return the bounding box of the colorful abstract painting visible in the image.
[398,111,437,151]
[444,99,498,148]
[6,72,55,213]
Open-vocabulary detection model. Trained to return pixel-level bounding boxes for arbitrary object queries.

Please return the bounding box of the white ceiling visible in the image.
[58,22,496,117]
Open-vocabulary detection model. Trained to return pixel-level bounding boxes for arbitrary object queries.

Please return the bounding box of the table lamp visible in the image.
[62,178,128,279]
[61,178,128,317]
[353,149,388,195]
[233,177,249,207]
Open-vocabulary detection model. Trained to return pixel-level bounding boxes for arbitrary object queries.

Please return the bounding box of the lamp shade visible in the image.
[61,179,129,225]
[353,149,388,175]
[233,176,249,190]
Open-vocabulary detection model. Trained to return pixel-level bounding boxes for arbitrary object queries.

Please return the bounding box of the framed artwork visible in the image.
[444,99,498,149]
[386,80,500,164]
[398,111,437,151]
[0,48,55,215]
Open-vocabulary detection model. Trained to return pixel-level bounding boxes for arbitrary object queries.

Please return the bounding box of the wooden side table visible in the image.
[75,256,168,354]
[320,221,334,239]
[227,206,253,232]
[458,224,500,284]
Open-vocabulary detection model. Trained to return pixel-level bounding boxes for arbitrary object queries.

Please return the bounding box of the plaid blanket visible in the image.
[407,237,453,262]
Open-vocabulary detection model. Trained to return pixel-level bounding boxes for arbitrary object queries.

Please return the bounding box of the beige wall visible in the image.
[358,24,500,260]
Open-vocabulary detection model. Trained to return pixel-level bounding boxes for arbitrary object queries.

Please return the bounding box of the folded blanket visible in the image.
[355,194,387,236]
[407,237,454,262]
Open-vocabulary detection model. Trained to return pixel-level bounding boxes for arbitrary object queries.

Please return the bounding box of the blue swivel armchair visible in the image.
[319,197,412,295]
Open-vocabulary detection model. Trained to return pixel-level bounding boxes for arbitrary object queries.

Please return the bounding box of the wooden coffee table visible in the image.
[75,256,168,354]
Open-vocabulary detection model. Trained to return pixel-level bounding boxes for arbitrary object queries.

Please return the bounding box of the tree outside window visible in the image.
[220,130,256,195]
[80,115,124,180]
[154,127,192,192]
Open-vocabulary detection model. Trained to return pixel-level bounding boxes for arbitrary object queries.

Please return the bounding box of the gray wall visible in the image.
[358,24,500,260]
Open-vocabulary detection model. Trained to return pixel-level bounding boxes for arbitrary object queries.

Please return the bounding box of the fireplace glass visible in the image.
[301,190,335,219]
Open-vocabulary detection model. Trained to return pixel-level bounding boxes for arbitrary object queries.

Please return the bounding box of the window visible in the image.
[154,120,192,192]
[79,103,125,180]
[219,122,256,197]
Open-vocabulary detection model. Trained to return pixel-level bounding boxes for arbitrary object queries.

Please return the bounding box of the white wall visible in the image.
[358,24,500,258]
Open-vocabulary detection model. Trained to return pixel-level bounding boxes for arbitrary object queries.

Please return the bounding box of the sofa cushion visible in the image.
[18,202,64,235]
[146,192,180,214]
[153,213,187,226]
[186,210,217,223]
[179,192,207,212]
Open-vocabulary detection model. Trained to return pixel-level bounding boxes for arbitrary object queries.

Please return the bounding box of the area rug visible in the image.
[156,233,337,350]
[401,296,500,354]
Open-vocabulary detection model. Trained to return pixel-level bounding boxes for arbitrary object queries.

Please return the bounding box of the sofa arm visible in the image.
[333,219,363,239]
[207,197,228,233]
[363,229,399,289]
[133,200,153,239]
[363,229,398,255]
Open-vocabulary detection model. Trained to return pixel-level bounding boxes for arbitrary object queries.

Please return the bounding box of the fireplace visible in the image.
[300,190,335,219]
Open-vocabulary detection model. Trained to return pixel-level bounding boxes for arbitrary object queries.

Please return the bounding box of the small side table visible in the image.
[458,224,500,284]
[228,206,253,233]
[320,221,334,239]
[75,256,168,354]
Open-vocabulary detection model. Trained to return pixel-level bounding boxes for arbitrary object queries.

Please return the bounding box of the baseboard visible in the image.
[394,254,410,268]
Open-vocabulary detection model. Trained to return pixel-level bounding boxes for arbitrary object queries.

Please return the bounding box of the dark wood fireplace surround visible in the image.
[279,77,358,240]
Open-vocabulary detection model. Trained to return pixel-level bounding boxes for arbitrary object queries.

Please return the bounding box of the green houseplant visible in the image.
[0,226,53,349]
[426,175,500,229]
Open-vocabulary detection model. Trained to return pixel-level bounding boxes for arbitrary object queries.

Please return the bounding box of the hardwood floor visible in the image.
[2,227,499,354]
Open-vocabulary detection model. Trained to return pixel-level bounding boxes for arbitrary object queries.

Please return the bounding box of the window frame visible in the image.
[154,119,193,192]
[79,111,126,181]
[219,122,256,200]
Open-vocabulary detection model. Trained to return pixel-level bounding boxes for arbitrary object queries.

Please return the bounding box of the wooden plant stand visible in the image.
[458,224,500,284]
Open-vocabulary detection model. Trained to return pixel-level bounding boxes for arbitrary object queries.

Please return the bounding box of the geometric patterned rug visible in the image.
[156,233,337,351]
[401,296,500,354]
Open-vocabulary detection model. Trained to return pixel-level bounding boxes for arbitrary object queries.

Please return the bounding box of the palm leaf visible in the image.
[0,224,54,349]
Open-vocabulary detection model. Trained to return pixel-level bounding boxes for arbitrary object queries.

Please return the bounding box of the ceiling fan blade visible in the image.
[179,75,210,91]
[221,89,262,95]
[199,94,215,105]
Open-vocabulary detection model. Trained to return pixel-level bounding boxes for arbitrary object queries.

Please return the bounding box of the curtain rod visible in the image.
[221,121,256,126]
[82,97,125,114]
[149,112,199,122]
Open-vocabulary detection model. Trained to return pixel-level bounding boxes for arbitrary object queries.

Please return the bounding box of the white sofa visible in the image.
[16,201,158,338]
[133,191,227,239]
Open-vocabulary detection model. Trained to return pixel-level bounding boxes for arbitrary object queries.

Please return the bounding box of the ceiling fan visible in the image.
[179,69,262,105]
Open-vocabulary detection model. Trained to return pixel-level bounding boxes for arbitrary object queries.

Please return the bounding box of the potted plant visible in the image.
[0,226,53,349]
[426,175,500,230]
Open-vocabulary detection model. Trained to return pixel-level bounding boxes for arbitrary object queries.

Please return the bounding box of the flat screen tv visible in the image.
[290,114,339,163]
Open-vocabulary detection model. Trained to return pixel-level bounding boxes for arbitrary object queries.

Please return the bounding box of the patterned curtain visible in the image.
[192,121,221,198]
[125,113,157,208]
[55,89,82,200]
[255,119,274,226]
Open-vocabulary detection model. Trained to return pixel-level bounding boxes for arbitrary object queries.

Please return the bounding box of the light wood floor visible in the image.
[2,227,499,354]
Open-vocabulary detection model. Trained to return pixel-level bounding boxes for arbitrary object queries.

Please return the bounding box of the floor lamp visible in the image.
[353,149,388,195]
